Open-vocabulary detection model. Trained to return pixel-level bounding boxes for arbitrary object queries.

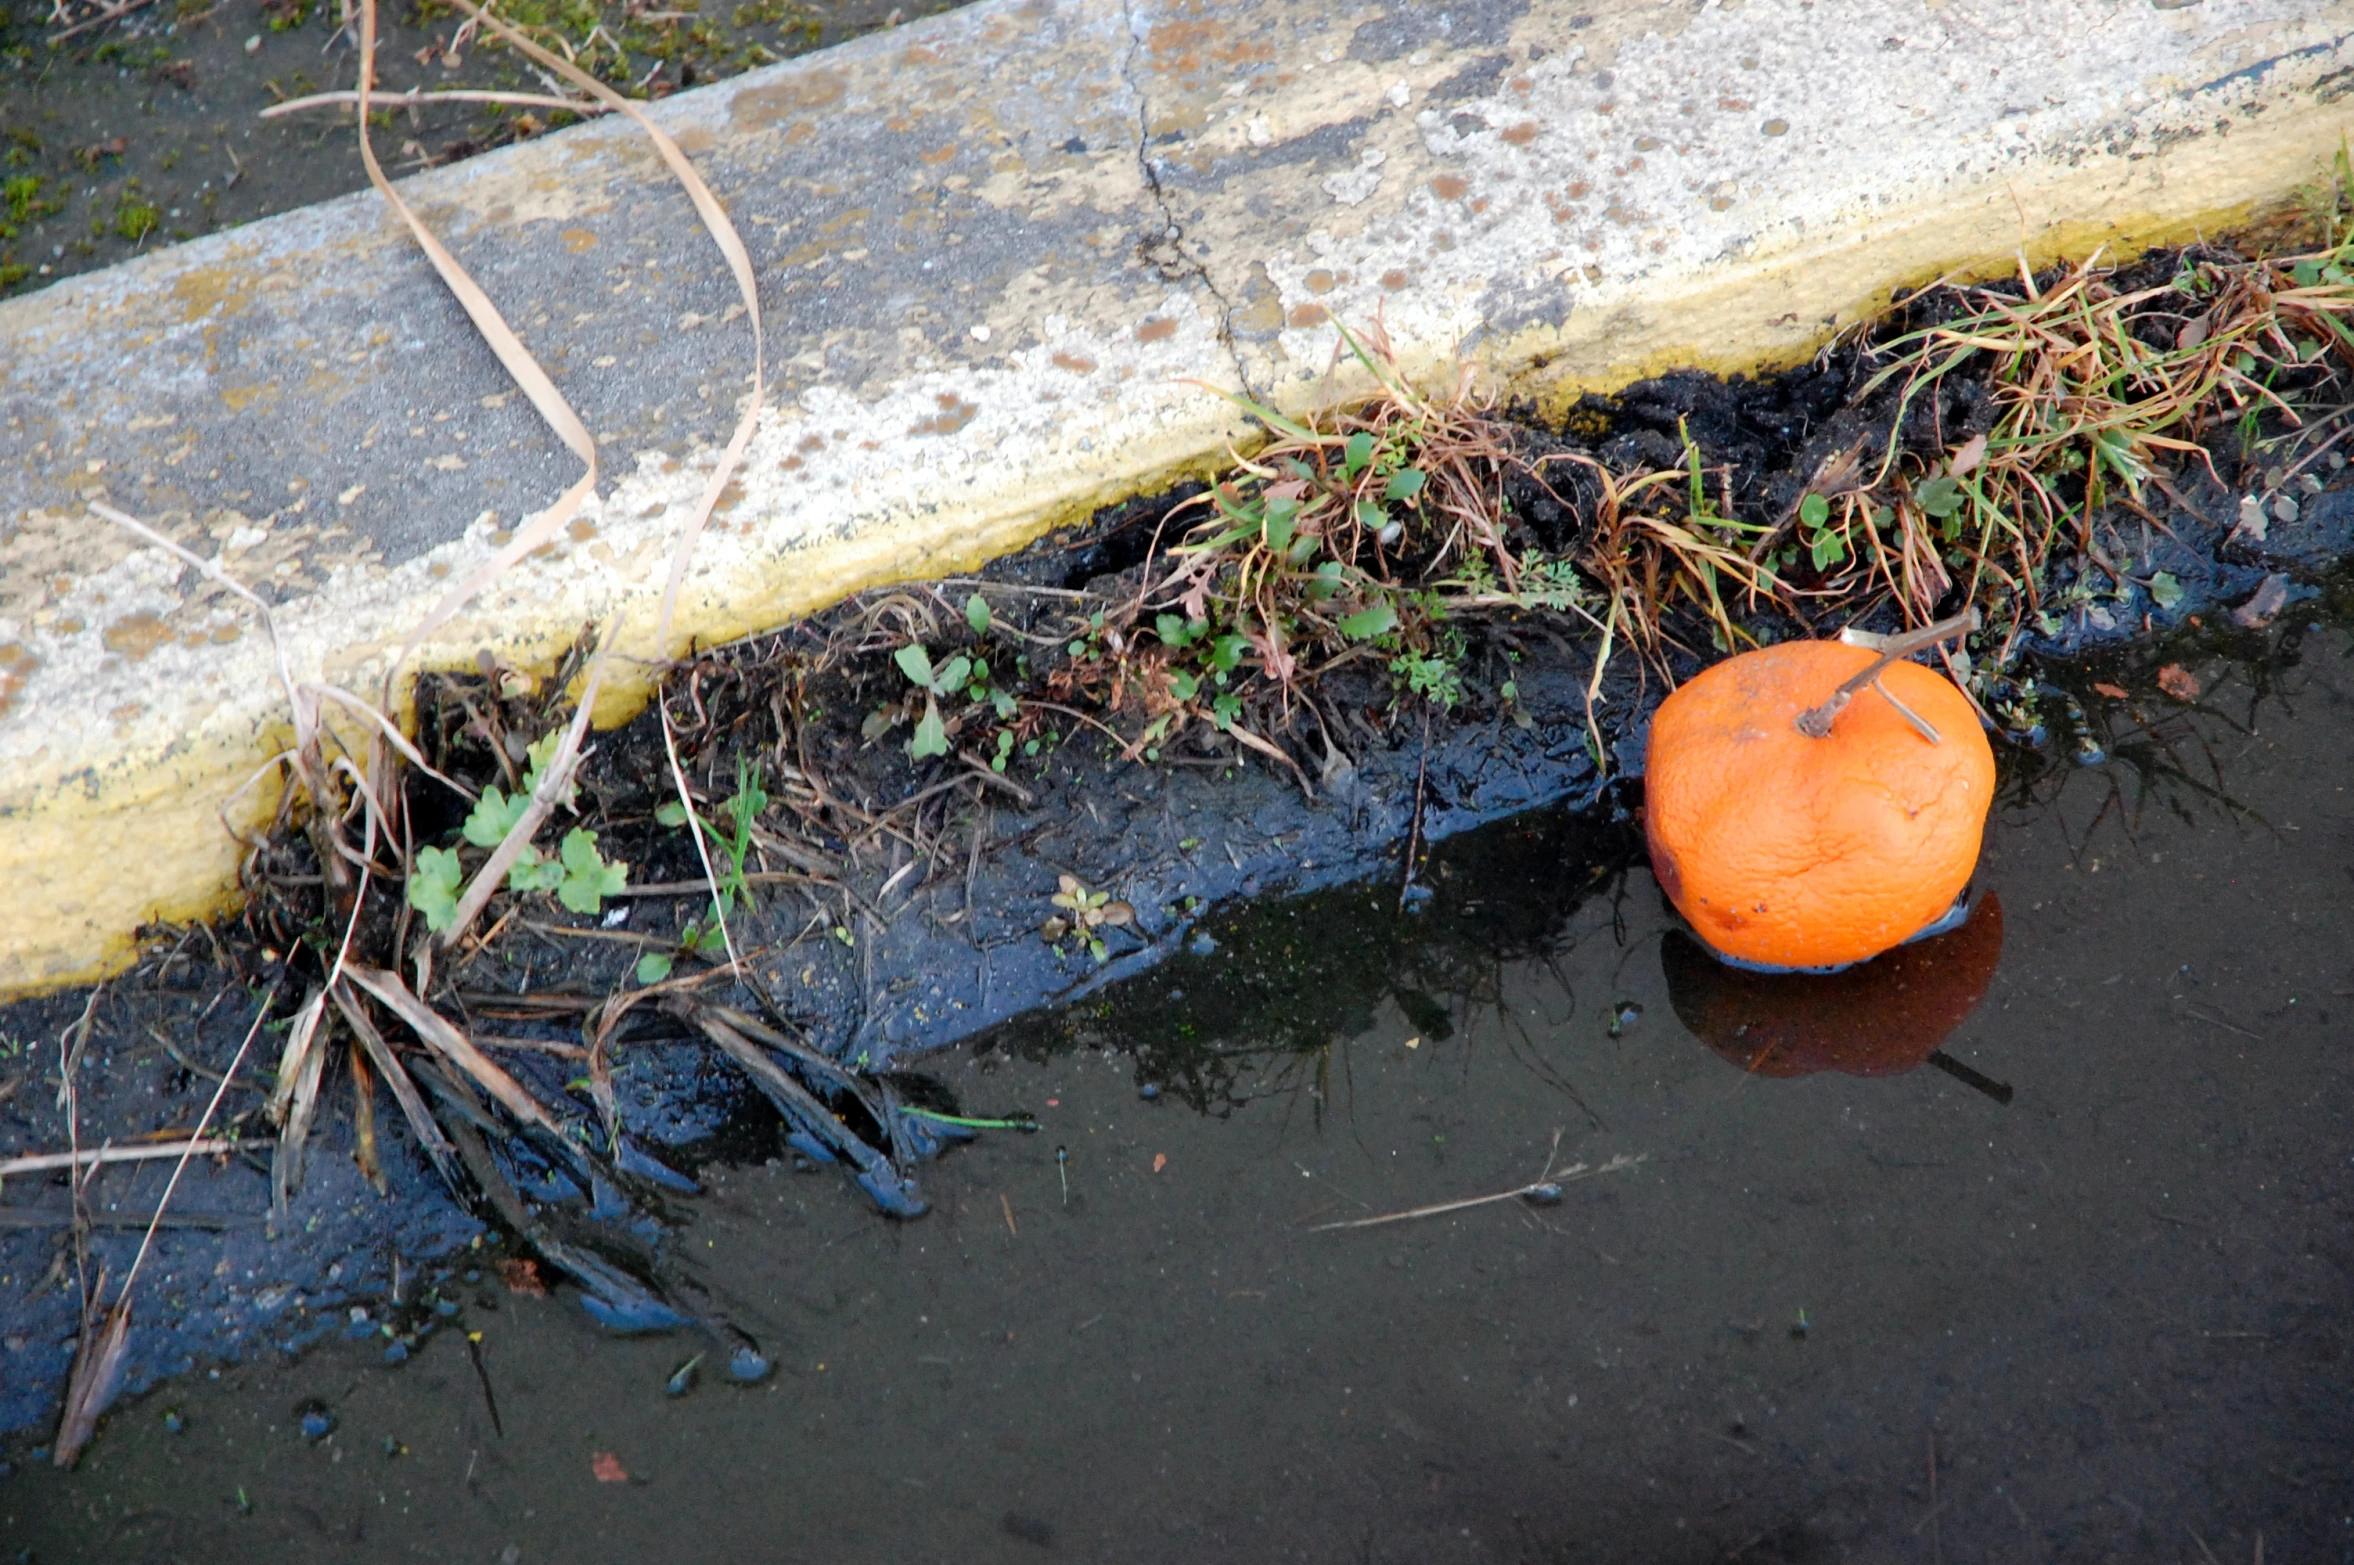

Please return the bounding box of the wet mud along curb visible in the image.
[5,0,2352,991]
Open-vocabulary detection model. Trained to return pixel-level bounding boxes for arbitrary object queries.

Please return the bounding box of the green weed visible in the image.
[407,727,629,930]
[638,756,766,982]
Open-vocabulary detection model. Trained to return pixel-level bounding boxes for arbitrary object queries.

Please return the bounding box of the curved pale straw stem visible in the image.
[1793,607,1980,743]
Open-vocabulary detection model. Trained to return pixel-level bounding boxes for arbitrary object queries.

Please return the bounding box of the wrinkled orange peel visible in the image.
[1644,611,1995,971]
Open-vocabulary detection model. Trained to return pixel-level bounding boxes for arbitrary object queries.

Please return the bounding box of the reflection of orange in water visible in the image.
[1662,893,2005,1078]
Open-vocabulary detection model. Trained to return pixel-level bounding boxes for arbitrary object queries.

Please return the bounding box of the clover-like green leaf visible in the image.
[461,785,531,849]
[506,847,564,894]
[555,827,627,915]
[407,846,463,932]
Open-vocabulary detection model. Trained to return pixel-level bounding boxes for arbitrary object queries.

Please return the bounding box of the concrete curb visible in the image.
[3,0,2350,993]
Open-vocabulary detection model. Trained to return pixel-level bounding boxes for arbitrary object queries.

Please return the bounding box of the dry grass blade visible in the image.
[699,1004,865,1096]
[121,989,278,1284]
[692,1009,883,1175]
[85,499,389,949]
[87,503,295,711]
[348,1043,385,1194]
[355,0,599,694]
[266,987,332,1216]
[436,0,767,657]
[261,88,610,121]
[660,697,742,971]
[331,980,464,1197]
[54,982,281,1467]
[1309,1151,1644,1232]
[46,0,157,41]
[51,1296,130,1469]
[0,1141,238,1180]
[301,683,476,800]
[344,964,563,1139]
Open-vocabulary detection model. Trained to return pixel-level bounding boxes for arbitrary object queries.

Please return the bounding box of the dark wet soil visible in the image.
[7,594,2354,1561]
[0,0,959,297]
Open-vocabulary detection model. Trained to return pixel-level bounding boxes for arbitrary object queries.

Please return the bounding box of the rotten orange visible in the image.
[1643,620,1995,969]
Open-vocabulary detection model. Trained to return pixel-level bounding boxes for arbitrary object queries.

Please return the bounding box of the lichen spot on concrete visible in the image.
[1430,174,1469,201]
[730,69,847,129]
[1135,318,1177,343]
[0,642,36,722]
[1501,122,1540,147]
[1051,351,1096,373]
[1303,270,1335,295]
[1286,302,1330,328]
[912,393,978,436]
[567,518,599,543]
[102,612,173,662]
[561,227,599,253]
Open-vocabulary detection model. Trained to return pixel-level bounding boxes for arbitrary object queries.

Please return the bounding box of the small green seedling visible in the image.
[1799,492,1846,571]
[895,643,972,759]
[1041,874,1134,963]
[639,757,766,978]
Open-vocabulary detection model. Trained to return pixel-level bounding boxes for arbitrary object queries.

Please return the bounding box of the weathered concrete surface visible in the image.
[3,0,2350,992]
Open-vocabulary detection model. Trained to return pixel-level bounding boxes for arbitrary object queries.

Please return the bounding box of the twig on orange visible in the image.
[1793,607,1979,740]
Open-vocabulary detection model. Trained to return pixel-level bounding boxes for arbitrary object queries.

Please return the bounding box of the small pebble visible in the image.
[383,1341,410,1365]
[299,1408,334,1441]
[728,1346,773,1384]
[1137,1082,1161,1101]
[162,1410,184,1434]
[2274,493,2301,524]
[2299,471,2325,495]
[1188,932,1218,956]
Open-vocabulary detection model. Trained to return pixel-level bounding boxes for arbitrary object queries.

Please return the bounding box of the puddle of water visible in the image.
[5,625,2352,1560]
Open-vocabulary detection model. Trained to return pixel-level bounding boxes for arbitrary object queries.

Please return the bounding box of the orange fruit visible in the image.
[1662,893,2005,1078]
[1644,639,1994,969]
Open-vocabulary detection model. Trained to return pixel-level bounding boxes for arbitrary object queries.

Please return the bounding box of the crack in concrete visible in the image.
[1119,0,1259,401]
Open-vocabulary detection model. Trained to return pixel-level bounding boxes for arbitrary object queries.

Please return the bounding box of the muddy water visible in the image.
[7,622,2353,1561]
